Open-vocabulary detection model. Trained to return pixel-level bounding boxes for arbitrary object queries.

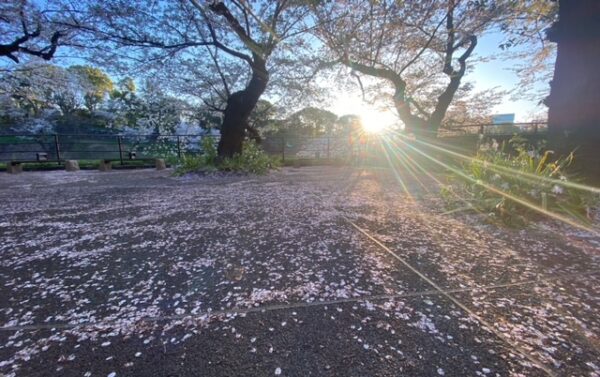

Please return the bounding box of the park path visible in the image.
[0,167,599,376]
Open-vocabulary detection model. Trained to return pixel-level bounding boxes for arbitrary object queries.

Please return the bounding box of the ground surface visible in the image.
[0,166,599,377]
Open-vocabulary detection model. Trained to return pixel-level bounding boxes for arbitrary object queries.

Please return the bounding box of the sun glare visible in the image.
[360,111,387,134]
[332,93,397,135]
[360,109,393,134]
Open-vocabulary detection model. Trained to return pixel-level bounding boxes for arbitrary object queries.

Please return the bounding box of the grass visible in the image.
[440,136,597,227]
[0,159,160,172]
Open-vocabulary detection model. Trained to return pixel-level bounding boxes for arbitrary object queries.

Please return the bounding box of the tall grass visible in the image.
[442,136,597,226]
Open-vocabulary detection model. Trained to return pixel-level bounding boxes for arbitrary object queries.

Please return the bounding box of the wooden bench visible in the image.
[100,158,167,171]
[5,153,56,173]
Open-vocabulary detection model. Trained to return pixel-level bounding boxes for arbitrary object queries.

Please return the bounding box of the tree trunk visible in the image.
[546,0,600,180]
[393,90,441,140]
[392,60,470,141]
[393,88,427,137]
[217,58,269,158]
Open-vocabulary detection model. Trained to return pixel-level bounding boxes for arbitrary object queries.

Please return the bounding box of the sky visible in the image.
[331,31,553,125]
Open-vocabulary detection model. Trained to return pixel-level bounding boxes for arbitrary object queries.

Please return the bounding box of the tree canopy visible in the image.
[0,1,68,63]
[54,0,318,156]
[0,1,565,145]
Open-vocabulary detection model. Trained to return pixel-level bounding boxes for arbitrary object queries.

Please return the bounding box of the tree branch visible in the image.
[430,35,477,127]
[202,98,225,113]
[341,58,405,91]
[207,1,265,57]
[399,15,447,75]
[443,0,456,75]
[188,0,255,65]
[0,7,63,63]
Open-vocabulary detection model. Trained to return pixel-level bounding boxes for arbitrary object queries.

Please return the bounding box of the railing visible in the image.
[0,133,361,164]
[0,123,550,165]
[0,134,219,164]
[438,121,548,137]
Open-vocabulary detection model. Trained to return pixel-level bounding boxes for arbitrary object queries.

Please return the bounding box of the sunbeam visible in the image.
[409,135,600,195]
[386,131,599,234]
[379,135,491,216]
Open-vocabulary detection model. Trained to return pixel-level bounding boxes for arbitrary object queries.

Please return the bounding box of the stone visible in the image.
[65,160,80,172]
[155,158,166,170]
[99,160,112,172]
[6,162,23,174]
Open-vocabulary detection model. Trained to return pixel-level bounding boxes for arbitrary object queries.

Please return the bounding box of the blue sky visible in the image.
[468,31,551,121]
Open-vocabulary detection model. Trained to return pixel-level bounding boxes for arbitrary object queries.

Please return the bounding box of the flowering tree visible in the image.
[135,79,189,135]
[314,0,515,138]
[58,0,316,157]
[0,0,67,63]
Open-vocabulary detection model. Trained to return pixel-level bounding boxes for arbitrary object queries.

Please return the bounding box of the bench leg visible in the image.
[155,158,166,170]
[6,163,23,174]
[65,160,80,172]
[98,160,112,172]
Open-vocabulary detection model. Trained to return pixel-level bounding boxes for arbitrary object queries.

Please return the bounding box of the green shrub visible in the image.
[173,154,212,176]
[174,139,279,176]
[201,136,218,166]
[442,136,597,226]
[220,140,280,174]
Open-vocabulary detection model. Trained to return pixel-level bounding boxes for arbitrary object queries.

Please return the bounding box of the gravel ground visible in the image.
[0,166,598,377]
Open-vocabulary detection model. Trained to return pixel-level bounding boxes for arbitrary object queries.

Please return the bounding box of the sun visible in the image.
[360,109,390,134]
[332,92,398,134]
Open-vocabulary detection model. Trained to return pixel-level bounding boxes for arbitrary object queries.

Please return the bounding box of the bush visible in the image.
[173,153,213,176]
[201,136,218,166]
[137,138,178,159]
[220,140,280,174]
[442,136,597,226]
[174,138,279,176]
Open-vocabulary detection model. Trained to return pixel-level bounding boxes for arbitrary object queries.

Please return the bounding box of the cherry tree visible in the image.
[58,0,316,157]
[0,0,67,64]
[314,0,512,138]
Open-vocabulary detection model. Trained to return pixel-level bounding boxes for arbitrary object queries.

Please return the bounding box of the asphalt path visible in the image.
[0,167,598,376]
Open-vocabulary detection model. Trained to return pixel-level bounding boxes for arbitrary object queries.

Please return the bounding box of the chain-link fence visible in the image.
[437,122,547,137]
[0,134,220,164]
[0,133,365,164]
[0,122,549,165]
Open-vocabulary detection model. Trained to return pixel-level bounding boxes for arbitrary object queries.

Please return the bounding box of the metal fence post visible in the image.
[327,136,330,159]
[281,136,285,162]
[177,136,182,159]
[54,134,61,163]
[117,135,124,165]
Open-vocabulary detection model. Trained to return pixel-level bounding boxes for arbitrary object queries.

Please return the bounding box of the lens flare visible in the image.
[360,110,388,134]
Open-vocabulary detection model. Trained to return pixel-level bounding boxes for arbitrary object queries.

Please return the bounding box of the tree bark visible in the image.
[391,35,476,140]
[392,88,428,138]
[546,0,600,179]
[217,57,269,158]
